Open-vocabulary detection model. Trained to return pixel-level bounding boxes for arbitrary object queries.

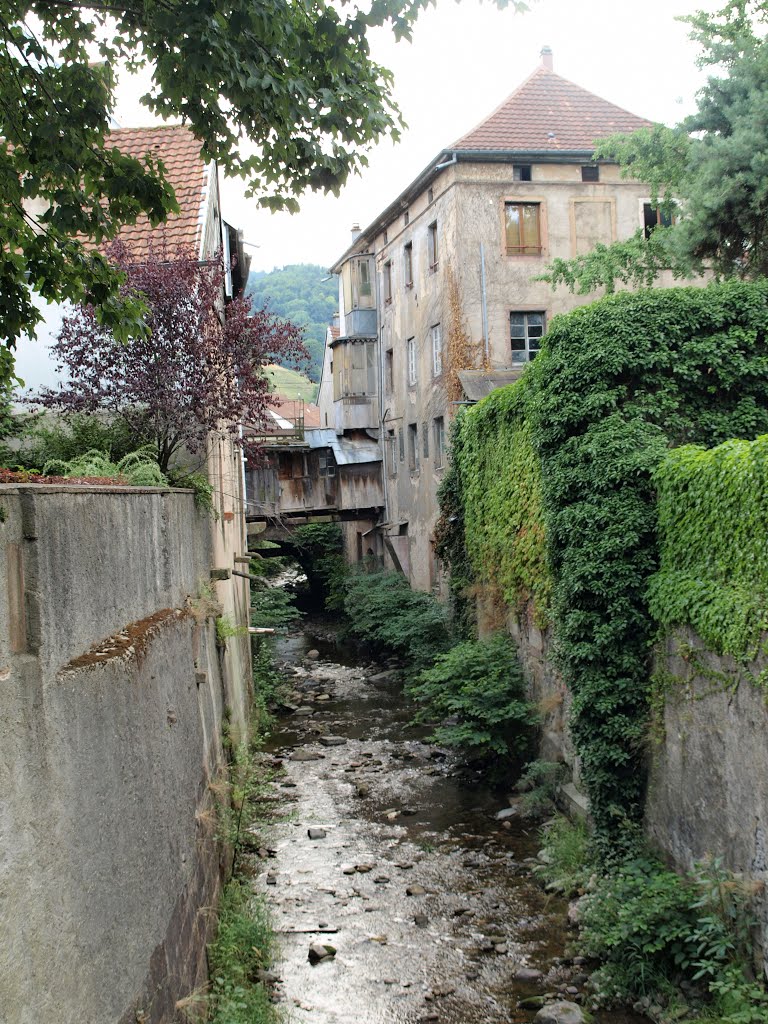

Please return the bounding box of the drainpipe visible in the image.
[480,243,489,364]
[434,152,458,171]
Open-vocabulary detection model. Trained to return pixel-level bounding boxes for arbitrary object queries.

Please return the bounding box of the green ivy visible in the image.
[452,380,552,622]
[650,436,768,660]
[440,280,768,853]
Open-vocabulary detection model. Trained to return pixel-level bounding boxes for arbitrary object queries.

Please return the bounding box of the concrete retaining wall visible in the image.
[499,597,768,975]
[0,485,251,1024]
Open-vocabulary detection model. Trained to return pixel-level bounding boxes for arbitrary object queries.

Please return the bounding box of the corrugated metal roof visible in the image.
[304,429,382,465]
[458,368,525,401]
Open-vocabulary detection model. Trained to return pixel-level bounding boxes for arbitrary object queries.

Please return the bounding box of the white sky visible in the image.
[112,0,716,275]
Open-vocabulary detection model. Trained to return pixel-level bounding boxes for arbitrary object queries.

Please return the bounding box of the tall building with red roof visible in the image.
[322,50,672,591]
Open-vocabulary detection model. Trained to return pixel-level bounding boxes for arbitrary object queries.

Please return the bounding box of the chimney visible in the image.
[540,45,553,71]
[351,222,361,243]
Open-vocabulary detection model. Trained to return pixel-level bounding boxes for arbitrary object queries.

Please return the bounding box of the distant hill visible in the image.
[266,364,319,404]
[247,264,337,383]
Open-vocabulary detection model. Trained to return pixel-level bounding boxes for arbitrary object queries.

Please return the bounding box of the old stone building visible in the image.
[320,49,671,590]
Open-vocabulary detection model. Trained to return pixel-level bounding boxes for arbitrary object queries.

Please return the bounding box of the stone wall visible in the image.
[0,485,251,1024]
[498,598,768,974]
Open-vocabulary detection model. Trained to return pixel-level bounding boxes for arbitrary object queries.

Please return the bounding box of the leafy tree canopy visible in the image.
[543,1,768,292]
[247,265,338,381]
[1,0,526,381]
[31,243,306,471]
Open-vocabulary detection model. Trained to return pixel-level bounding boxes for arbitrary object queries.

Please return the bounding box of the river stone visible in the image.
[406,884,426,896]
[534,1000,592,1024]
[495,807,518,821]
[319,736,347,747]
[307,828,327,840]
[290,750,324,761]
[308,942,336,964]
[414,913,429,927]
[515,967,543,981]
[307,649,320,660]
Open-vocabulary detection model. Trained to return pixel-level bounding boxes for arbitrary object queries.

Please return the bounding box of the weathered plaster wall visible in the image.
[0,485,249,1024]
[646,630,768,978]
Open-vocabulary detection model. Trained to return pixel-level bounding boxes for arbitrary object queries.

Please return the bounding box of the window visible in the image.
[431,323,442,377]
[408,423,419,471]
[428,221,438,270]
[383,261,392,305]
[341,254,375,310]
[504,202,542,255]
[433,417,445,469]
[398,427,405,462]
[332,339,378,399]
[385,348,394,393]
[513,164,532,182]
[510,312,545,363]
[383,228,388,244]
[404,209,410,226]
[643,202,677,239]
[581,165,599,182]
[422,422,430,460]
[427,187,434,204]
[404,242,413,288]
[387,429,397,477]
[318,450,336,477]
[406,336,417,386]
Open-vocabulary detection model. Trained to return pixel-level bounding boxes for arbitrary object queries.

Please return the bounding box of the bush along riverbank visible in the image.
[536,818,768,1024]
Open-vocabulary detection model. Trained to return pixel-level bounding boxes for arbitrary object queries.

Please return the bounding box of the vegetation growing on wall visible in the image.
[291,523,348,611]
[453,379,551,621]
[440,280,768,852]
[650,435,768,661]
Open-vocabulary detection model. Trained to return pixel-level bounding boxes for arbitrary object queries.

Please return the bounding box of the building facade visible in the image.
[320,49,674,590]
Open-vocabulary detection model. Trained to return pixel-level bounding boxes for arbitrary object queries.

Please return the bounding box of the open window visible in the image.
[643,202,677,239]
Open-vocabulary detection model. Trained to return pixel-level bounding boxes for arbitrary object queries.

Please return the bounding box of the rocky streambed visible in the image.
[253,627,649,1024]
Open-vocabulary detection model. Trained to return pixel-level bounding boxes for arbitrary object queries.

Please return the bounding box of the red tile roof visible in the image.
[454,66,651,153]
[105,125,209,255]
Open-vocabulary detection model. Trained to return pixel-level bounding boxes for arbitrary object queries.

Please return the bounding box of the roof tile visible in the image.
[104,125,208,255]
[454,66,651,153]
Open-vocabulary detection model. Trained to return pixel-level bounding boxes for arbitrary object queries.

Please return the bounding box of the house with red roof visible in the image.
[321,48,672,590]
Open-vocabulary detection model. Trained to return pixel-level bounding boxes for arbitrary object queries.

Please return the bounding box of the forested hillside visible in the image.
[247,264,337,382]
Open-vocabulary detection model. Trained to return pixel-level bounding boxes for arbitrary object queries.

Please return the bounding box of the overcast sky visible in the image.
[113,0,716,275]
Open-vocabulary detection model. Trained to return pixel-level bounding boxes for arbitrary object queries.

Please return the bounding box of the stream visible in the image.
[255,623,650,1024]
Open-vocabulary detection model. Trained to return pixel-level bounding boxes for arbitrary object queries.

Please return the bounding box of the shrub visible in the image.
[407,633,538,764]
[16,412,150,469]
[292,522,347,610]
[536,814,592,894]
[343,569,451,668]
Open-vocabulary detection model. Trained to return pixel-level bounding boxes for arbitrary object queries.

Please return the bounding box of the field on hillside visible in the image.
[266,364,319,403]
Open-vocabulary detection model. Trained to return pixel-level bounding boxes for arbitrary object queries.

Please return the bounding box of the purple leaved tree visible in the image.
[34,243,307,472]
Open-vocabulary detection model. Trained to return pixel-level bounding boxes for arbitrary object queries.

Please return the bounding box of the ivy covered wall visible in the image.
[438,280,768,851]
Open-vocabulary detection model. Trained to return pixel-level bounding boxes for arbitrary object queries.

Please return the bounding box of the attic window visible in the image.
[404,210,410,226]
[581,165,599,182]
[513,165,532,182]
[428,187,434,204]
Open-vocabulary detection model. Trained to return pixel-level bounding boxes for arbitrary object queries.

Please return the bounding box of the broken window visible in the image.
[505,202,542,255]
[318,450,336,477]
[643,202,677,239]
[428,221,438,270]
[404,242,413,288]
[510,312,545,363]
[408,423,419,472]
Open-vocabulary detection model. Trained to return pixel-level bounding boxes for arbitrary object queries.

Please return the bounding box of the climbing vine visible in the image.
[650,436,768,661]
[439,279,768,852]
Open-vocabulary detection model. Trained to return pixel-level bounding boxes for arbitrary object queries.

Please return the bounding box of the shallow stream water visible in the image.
[255,625,649,1024]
